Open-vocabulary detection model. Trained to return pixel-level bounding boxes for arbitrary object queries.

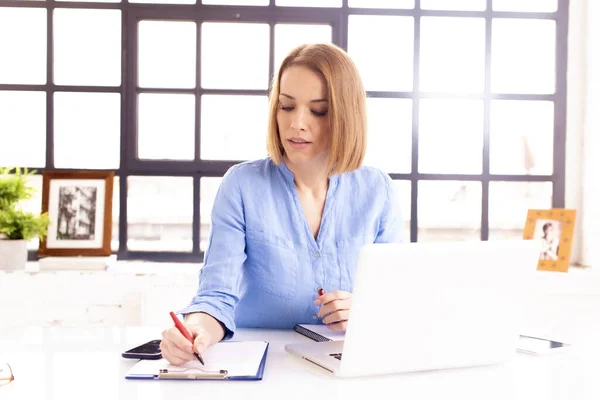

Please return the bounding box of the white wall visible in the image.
[0,264,199,329]
[1,262,599,329]
[565,0,598,267]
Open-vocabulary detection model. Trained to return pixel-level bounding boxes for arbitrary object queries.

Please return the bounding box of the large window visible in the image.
[0,0,568,262]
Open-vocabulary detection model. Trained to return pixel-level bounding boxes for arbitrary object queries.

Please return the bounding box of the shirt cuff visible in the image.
[176,303,235,341]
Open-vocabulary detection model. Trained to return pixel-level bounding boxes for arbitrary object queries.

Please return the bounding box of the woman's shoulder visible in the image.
[221,157,279,191]
[224,157,275,177]
[339,164,392,188]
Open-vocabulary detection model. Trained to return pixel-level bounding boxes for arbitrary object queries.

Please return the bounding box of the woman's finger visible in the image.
[160,340,195,366]
[317,298,351,318]
[314,290,352,306]
[163,326,195,354]
[322,309,350,325]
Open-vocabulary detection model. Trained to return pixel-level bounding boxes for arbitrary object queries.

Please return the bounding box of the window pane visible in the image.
[363,98,412,173]
[420,17,485,93]
[392,180,412,242]
[57,0,120,3]
[421,0,485,10]
[489,182,553,240]
[54,92,120,169]
[138,94,195,160]
[276,0,341,7]
[201,23,269,89]
[54,9,121,86]
[419,99,483,174]
[0,91,46,168]
[348,16,414,91]
[349,0,413,8]
[112,176,119,252]
[490,100,554,175]
[493,0,557,12]
[127,176,193,252]
[200,177,222,251]
[274,24,332,73]
[201,95,268,161]
[0,8,46,84]
[492,19,555,94]
[130,0,194,4]
[418,181,481,242]
[203,0,267,4]
[139,21,196,89]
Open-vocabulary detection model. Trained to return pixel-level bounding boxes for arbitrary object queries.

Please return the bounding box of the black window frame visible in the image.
[0,0,569,263]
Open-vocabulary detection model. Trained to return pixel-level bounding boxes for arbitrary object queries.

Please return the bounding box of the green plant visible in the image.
[0,167,49,241]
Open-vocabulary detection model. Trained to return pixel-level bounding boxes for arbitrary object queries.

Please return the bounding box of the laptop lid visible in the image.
[336,240,540,377]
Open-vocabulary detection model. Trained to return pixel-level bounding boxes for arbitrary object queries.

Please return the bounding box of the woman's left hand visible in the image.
[314,290,352,331]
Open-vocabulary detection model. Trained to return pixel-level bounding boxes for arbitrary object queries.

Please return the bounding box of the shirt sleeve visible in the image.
[177,165,247,340]
[374,172,405,244]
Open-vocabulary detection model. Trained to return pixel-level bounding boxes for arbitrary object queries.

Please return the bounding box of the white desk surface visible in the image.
[0,325,599,400]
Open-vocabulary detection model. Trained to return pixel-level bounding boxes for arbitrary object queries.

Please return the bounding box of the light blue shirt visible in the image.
[178,157,404,338]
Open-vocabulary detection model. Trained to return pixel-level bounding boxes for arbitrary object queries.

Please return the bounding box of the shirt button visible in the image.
[314,252,320,258]
[312,315,317,320]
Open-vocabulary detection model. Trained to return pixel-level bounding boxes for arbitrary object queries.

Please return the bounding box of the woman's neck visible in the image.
[284,155,329,194]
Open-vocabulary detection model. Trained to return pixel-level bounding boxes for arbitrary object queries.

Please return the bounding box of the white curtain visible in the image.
[580,0,599,267]
[566,0,598,267]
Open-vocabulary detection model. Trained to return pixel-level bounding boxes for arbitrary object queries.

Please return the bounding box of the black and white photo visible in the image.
[57,186,98,241]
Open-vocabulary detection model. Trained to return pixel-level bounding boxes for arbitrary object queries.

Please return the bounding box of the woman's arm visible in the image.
[176,165,247,339]
[375,173,405,244]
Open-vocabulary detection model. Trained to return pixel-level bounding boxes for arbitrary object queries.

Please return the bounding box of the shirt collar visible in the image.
[275,157,340,187]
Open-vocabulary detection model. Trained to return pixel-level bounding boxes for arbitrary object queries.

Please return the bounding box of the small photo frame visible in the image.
[523,209,577,273]
[39,171,114,257]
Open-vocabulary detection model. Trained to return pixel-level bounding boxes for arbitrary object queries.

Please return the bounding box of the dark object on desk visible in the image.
[122,339,162,360]
[293,323,346,342]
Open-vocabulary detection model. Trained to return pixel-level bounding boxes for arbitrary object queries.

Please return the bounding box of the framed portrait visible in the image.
[523,209,577,273]
[39,171,114,257]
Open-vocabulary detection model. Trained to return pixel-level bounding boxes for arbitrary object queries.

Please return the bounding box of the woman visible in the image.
[160,43,404,366]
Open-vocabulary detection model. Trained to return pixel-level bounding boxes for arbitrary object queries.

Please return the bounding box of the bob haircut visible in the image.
[266,43,367,175]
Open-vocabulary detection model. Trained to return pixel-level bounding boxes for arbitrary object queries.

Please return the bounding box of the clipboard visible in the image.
[125,341,269,381]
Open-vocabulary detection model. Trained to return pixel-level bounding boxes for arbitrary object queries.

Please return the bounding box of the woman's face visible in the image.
[276,65,330,166]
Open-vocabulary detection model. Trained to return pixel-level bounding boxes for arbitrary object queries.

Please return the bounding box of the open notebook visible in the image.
[293,324,346,342]
[125,341,269,381]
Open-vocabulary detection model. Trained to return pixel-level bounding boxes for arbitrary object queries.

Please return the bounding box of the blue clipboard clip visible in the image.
[158,367,228,380]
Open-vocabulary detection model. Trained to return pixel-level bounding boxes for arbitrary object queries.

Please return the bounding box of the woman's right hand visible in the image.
[160,312,225,366]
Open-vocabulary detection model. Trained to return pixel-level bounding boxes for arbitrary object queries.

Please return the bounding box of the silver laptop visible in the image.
[285,240,541,378]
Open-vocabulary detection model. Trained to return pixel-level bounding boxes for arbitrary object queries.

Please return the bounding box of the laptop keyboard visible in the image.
[329,353,342,360]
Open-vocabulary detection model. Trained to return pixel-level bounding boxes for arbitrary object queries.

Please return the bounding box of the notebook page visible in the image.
[297,324,346,341]
[127,341,267,377]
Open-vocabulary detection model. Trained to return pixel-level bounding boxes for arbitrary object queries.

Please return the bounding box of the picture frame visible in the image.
[522,209,577,273]
[39,171,114,257]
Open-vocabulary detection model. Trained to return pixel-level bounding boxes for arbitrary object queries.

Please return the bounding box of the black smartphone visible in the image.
[122,339,162,360]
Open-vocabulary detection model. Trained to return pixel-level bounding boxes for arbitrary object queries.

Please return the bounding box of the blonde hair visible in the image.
[266,43,367,175]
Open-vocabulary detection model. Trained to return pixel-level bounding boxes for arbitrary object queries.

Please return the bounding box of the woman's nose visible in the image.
[290,109,308,131]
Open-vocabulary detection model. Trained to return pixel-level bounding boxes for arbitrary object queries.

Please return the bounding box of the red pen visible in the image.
[169,311,204,365]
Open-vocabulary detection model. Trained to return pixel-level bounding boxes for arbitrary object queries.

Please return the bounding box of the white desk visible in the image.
[1,325,599,400]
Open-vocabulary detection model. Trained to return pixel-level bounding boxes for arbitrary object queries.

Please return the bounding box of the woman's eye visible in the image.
[279,104,294,111]
[312,110,328,117]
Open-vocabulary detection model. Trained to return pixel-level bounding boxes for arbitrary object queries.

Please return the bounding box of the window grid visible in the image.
[0,0,568,262]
